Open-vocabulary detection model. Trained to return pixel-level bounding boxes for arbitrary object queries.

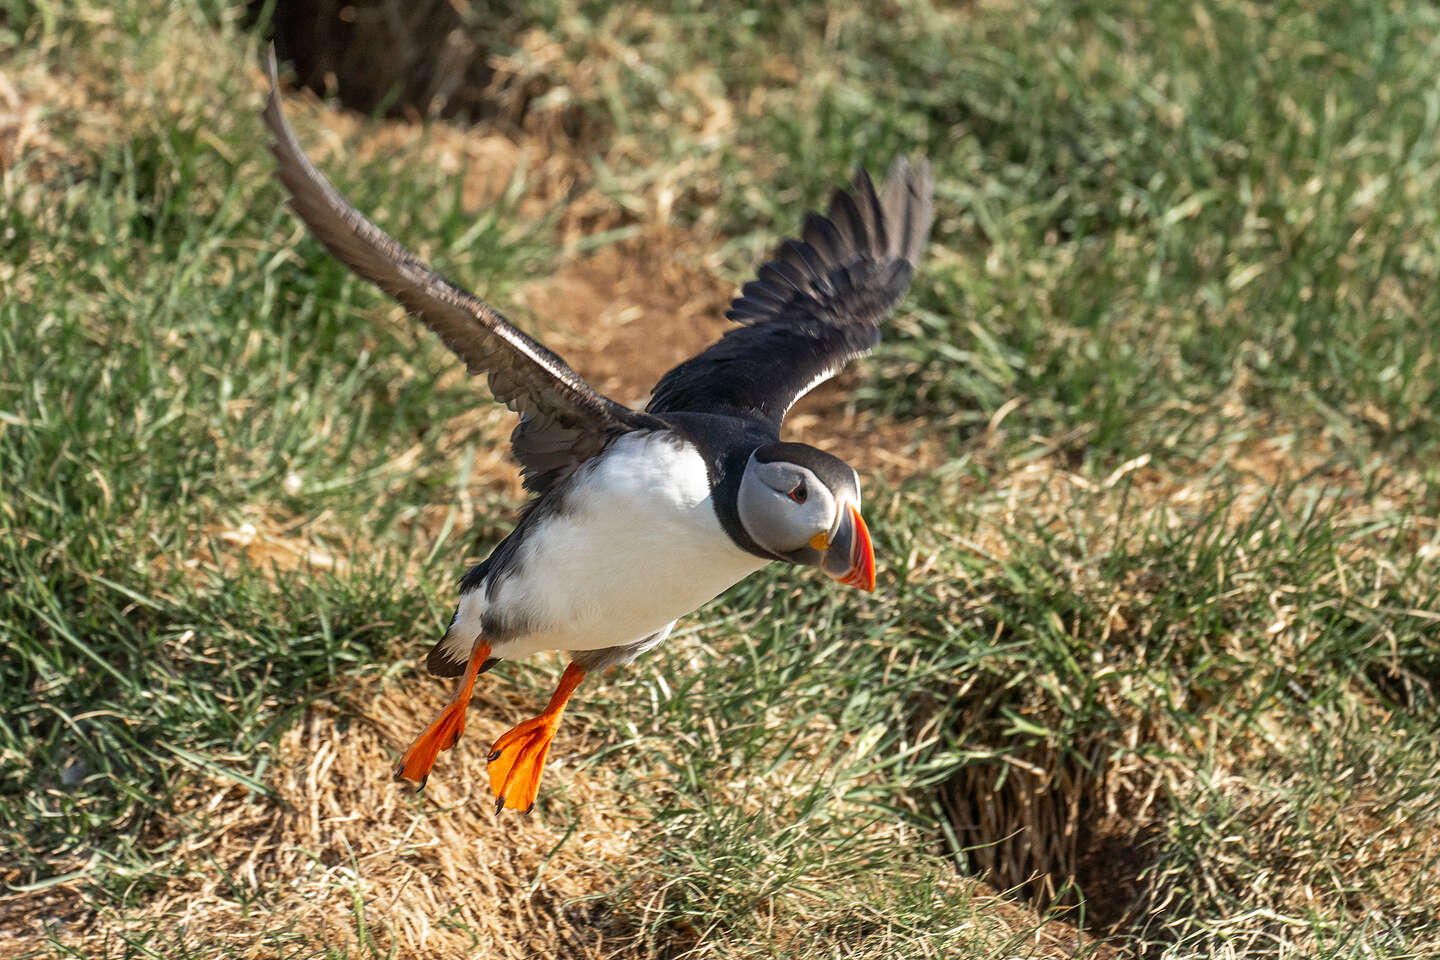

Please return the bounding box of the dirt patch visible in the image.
[0,886,92,954]
[1071,813,1161,934]
[514,230,735,411]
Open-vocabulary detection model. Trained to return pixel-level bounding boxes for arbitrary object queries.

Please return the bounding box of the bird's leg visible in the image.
[487,662,586,813]
[394,638,493,787]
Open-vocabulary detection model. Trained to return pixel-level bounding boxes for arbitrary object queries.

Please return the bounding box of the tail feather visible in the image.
[426,623,500,677]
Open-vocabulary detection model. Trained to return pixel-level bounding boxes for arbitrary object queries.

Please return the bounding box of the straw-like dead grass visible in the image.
[0,58,113,183]
[24,673,631,958]
[20,665,1119,960]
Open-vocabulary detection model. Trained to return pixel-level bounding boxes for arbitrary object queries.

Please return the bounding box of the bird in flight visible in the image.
[263,51,933,813]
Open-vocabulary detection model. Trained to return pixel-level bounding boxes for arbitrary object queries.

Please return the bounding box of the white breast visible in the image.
[452,433,768,660]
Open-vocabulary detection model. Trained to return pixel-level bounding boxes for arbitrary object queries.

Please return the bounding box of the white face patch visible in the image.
[736,455,839,555]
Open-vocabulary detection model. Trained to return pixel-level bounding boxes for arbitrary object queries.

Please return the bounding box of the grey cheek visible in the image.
[738,478,791,553]
[738,474,836,554]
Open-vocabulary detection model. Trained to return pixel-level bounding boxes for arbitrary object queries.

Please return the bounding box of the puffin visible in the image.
[262,53,934,813]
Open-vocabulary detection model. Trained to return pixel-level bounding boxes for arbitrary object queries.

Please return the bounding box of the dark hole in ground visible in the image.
[254,0,499,119]
[1072,812,1161,934]
[249,0,596,138]
[938,747,1157,937]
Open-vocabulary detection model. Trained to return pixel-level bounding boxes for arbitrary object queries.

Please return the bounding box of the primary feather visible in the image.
[262,50,650,494]
[646,158,934,429]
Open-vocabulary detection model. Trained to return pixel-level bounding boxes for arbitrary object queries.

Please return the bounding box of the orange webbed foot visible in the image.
[394,639,492,788]
[487,714,562,813]
[487,663,586,813]
[394,697,469,786]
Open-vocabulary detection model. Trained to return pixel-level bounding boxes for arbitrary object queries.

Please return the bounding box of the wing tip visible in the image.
[261,43,284,129]
[880,154,935,265]
[720,155,933,327]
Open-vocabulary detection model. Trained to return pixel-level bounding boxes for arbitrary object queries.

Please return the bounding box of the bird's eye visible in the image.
[788,481,808,504]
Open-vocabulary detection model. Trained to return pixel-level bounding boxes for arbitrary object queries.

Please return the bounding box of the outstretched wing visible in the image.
[646,158,934,429]
[263,50,645,493]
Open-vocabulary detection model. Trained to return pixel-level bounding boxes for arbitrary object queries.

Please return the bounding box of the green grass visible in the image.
[511,0,1440,468]
[2,0,549,910]
[4,0,1440,957]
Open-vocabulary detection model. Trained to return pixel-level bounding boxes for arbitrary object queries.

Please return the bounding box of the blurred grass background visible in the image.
[2,0,1439,957]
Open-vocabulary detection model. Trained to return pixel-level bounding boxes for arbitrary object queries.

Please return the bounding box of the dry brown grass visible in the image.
[20,669,1119,960]
[75,675,639,958]
[0,58,112,182]
[0,671,626,955]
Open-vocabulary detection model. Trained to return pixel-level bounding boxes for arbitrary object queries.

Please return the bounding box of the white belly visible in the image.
[453,433,768,659]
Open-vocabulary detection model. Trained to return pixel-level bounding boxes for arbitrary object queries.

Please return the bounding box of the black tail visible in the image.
[425,628,501,678]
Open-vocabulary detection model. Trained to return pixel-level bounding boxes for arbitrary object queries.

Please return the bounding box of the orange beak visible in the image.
[822,502,875,592]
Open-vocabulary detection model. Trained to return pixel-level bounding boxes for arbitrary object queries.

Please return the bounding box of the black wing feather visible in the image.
[262,50,646,494]
[648,157,934,427]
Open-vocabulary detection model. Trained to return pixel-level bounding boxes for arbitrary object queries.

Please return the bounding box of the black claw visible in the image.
[392,767,426,791]
[523,802,535,815]
[494,795,505,814]
[487,748,501,763]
